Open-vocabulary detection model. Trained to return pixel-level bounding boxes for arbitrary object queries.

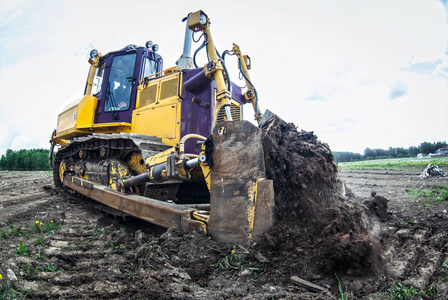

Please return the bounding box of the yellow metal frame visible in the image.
[231,44,262,123]
[187,11,233,127]
[145,147,177,168]
[85,54,102,96]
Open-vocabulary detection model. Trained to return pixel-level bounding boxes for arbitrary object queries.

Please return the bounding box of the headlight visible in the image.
[89,49,99,59]
[187,10,209,32]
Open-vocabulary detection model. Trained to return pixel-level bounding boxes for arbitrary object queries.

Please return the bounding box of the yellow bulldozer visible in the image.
[49,10,275,245]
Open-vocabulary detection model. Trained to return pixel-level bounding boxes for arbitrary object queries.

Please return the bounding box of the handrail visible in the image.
[139,66,181,86]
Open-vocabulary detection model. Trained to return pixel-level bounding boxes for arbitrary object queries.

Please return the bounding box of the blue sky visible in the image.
[0,0,447,155]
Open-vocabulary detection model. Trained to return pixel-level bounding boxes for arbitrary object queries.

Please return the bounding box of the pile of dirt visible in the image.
[261,115,338,226]
[257,116,385,291]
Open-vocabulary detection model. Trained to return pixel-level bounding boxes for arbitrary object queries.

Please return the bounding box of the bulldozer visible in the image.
[49,10,275,245]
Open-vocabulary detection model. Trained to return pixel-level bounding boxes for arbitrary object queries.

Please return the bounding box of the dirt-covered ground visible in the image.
[1,135,448,298]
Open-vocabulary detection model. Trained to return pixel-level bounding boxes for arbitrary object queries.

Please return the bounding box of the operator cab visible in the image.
[88,43,163,124]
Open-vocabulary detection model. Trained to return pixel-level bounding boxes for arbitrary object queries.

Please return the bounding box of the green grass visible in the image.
[215,246,263,274]
[335,274,345,300]
[385,282,441,299]
[0,280,20,300]
[14,242,29,256]
[386,282,421,299]
[9,226,23,237]
[19,263,36,280]
[39,263,62,273]
[407,186,448,202]
[338,157,448,170]
[34,220,60,234]
[34,236,46,245]
[3,220,60,240]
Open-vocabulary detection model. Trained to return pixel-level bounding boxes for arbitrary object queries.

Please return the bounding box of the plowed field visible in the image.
[1,165,448,299]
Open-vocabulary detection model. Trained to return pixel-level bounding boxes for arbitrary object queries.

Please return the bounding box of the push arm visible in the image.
[187,11,233,126]
[231,43,262,124]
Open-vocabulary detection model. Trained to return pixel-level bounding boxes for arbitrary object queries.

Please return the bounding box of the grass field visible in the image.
[337,156,448,170]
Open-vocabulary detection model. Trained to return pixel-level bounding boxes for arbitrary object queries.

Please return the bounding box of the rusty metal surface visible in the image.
[253,178,275,238]
[209,121,274,244]
[63,175,204,232]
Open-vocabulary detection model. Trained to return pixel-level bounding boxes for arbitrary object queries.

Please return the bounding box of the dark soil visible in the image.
[257,116,385,296]
[1,118,448,299]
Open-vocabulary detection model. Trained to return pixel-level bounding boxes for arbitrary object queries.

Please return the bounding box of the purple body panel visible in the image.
[180,68,245,154]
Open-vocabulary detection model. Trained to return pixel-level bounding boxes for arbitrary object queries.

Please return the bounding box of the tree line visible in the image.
[0,149,50,171]
[1,142,447,169]
[333,141,447,163]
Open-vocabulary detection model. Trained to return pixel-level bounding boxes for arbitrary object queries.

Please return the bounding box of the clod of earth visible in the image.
[258,115,385,280]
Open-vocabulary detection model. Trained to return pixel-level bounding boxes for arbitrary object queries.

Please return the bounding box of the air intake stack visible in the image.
[177,14,194,70]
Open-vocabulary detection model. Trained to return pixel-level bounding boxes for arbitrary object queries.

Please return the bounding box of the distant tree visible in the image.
[409,146,419,156]
[333,151,362,162]
[418,141,447,154]
[364,148,377,159]
[419,142,433,154]
[0,149,50,171]
[336,141,447,162]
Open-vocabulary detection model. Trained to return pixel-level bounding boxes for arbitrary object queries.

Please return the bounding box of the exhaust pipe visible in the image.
[176,14,194,70]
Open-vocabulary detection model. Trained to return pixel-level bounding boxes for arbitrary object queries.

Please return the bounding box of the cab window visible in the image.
[104,53,137,112]
[142,57,158,79]
[91,63,106,95]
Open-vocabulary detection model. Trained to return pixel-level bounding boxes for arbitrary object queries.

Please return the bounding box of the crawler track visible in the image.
[53,132,170,190]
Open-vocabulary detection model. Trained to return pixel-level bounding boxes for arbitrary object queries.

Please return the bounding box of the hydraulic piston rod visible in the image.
[122,158,200,188]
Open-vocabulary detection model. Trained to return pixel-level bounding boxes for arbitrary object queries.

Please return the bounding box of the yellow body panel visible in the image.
[132,101,180,146]
[76,95,98,128]
[132,71,182,147]
[56,95,100,139]
[55,122,131,140]
[57,104,78,136]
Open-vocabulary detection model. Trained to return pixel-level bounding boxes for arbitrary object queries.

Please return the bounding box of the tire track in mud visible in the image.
[1,180,202,299]
[1,172,328,299]
[2,166,448,299]
[339,168,448,298]
[0,176,140,299]
[378,218,448,296]
[0,191,50,204]
[18,208,134,299]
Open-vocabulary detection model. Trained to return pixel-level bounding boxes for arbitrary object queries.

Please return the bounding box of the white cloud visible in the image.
[0,0,447,156]
[389,82,409,100]
[434,59,448,77]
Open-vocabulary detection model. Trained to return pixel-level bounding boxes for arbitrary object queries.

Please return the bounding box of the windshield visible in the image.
[104,53,137,114]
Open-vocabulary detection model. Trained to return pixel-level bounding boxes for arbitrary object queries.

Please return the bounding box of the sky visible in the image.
[0,0,447,155]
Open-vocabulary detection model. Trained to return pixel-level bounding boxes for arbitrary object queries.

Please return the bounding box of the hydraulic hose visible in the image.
[193,40,207,68]
[179,134,207,154]
[193,42,205,68]
[237,57,259,119]
[221,50,232,94]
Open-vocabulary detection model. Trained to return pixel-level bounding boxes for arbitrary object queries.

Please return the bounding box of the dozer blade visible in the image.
[62,175,206,233]
[209,120,275,245]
